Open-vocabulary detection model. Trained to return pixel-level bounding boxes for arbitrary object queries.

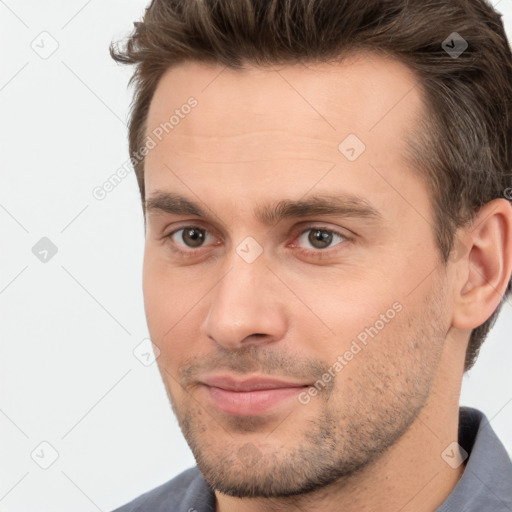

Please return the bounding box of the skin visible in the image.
[141,53,512,511]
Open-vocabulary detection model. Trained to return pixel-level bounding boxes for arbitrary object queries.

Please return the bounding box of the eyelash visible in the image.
[164,225,349,260]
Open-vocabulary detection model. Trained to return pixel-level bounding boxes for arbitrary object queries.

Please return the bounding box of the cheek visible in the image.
[325,303,435,411]
[143,260,169,337]
[143,255,191,345]
[288,275,398,356]
[143,247,186,310]
[143,255,209,377]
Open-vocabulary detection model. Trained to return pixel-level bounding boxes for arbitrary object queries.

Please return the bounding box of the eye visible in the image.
[163,224,349,261]
[168,226,212,249]
[295,227,347,251]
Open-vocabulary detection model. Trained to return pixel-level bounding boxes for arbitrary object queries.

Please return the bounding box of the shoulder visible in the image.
[111,466,215,512]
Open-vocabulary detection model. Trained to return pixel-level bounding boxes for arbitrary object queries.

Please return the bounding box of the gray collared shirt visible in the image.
[112,406,512,511]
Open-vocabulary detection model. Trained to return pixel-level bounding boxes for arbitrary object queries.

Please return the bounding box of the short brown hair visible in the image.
[110,0,512,372]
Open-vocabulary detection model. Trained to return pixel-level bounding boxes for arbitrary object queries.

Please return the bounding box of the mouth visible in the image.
[199,374,311,416]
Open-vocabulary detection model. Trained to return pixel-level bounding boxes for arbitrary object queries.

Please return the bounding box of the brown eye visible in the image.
[308,229,334,249]
[180,227,206,247]
[297,227,345,251]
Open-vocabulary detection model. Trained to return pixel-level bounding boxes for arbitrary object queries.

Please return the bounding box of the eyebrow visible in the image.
[145,191,383,225]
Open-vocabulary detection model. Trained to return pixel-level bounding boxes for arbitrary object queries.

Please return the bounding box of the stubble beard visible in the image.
[161,285,447,498]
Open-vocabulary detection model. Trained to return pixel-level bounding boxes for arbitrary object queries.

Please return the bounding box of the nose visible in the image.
[200,252,288,350]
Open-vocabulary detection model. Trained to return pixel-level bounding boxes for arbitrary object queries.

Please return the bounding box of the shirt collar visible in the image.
[437,406,512,511]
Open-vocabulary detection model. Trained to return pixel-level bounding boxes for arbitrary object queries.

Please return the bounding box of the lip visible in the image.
[202,375,310,391]
[200,374,310,416]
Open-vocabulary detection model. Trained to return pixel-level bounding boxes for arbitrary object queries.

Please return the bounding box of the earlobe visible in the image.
[451,198,512,331]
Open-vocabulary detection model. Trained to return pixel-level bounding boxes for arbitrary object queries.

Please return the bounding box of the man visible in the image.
[109,0,512,510]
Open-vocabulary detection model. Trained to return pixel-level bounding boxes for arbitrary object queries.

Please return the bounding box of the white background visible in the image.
[0,1,511,511]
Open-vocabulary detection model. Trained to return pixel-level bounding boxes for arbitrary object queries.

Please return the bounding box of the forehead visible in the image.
[143,53,428,222]
[146,52,423,141]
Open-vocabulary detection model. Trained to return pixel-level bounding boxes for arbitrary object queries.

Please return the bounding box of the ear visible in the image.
[451,198,512,331]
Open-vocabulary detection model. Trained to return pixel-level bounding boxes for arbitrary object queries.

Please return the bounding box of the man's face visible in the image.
[142,55,453,497]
